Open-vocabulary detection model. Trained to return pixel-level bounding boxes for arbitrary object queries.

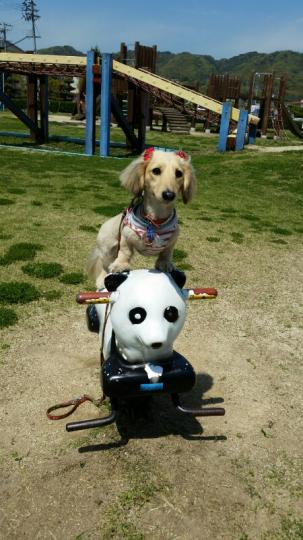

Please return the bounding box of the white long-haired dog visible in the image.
[87,147,196,288]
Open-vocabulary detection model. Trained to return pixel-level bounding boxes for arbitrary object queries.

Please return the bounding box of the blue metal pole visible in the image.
[235,109,248,151]
[218,102,232,152]
[100,53,112,157]
[85,50,95,155]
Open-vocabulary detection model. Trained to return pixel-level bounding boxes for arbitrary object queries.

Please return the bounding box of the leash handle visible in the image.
[46,394,100,421]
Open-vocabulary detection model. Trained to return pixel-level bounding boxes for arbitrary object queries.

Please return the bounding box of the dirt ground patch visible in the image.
[1,239,302,539]
[246,144,303,153]
[1,140,302,539]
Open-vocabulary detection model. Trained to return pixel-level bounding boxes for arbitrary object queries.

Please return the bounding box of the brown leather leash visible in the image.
[47,277,111,421]
[116,195,142,254]
[47,394,104,421]
[47,195,142,422]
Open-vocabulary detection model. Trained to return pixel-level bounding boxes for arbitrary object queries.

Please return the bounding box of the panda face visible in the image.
[109,270,186,362]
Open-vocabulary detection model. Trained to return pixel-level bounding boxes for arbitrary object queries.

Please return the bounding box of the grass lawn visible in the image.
[0,114,302,329]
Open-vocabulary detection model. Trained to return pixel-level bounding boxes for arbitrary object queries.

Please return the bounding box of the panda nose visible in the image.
[162,190,176,201]
[151,342,162,349]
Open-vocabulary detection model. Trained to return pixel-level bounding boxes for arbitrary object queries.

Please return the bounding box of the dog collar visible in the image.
[124,203,177,249]
[143,212,169,226]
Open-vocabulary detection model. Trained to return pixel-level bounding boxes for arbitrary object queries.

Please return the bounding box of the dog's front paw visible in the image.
[155,260,175,273]
[109,261,131,274]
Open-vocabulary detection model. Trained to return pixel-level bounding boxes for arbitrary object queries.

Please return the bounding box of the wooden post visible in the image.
[27,74,38,140]
[277,74,287,104]
[261,73,274,136]
[247,73,255,115]
[100,53,112,157]
[39,75,49,142]
[235,110,248,151]
[137,89,149,152]
[85,50,95,155]
[119,42,127,64]
[218,101,232,152]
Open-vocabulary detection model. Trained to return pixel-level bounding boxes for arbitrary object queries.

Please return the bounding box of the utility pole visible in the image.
[0,22,12,52]
[21,0,40,53]
[0,23,12,111]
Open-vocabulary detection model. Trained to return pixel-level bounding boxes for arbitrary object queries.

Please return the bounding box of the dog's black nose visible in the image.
[162,190,176,201]
[151,342,162,349]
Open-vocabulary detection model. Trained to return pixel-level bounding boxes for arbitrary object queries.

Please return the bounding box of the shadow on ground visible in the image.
[78,372,226,452]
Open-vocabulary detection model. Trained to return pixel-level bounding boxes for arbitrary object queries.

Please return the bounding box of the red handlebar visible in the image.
[76,288,218,304]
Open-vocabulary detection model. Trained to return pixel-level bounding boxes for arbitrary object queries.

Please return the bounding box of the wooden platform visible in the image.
[0,53,260,126]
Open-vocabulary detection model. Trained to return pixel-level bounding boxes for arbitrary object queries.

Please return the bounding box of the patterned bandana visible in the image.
[123,203,178,255]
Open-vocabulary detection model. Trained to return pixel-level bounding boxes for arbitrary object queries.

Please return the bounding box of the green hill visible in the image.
[156,50,303,100]
[216,50,303,100]
[38,45,85,57]
[37,46,303,100]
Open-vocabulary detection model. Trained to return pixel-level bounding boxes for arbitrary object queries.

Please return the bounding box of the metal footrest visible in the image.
[171,393,225,417]
[66,399,117,432]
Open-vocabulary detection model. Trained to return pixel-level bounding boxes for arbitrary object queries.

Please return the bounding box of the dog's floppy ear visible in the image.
[120,155,146,196]
[180,158,196,204]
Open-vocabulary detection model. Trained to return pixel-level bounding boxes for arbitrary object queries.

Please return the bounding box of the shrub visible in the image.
[0,242,43,266]
[79,225,98,233]
[59,272,84,285]
[43,290,62,301]
[0,198,14,205]
[0,282,41,304]
[93,205,125,216]
[173,249,188,262]
[22,262,64,279]
[0,307,18,328]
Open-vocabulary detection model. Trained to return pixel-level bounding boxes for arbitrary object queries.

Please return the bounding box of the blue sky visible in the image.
[1,0,302,58]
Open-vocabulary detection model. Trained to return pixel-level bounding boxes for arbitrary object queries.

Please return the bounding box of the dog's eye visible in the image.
[175,169,183,178]
[129,307,147,324]
[152,167,161,175]
[164,306,179,323]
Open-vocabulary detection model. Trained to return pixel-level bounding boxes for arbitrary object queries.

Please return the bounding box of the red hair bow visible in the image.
[176,150,188,160]
[143,147,154,161]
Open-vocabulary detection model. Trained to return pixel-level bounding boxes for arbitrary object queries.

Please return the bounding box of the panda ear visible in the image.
[104,271,129,292]
[169,270,186,289]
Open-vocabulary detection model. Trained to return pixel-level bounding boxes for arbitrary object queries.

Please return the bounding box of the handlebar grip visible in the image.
[188,288,218,299]
[76,291,111,304]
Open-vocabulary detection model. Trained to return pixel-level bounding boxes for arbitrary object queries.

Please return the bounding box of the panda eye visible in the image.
[129,307,147,324]
[152,167,161,175]
[164,306,179,323]
[175,169,183,178]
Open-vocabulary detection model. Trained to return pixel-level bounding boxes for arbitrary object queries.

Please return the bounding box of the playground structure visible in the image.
[204,72,302,140]
[0,49,260,155]
[206,74,241,107]
[247,72,288,137]
[204,74,241,132]
[203,71,303,140]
